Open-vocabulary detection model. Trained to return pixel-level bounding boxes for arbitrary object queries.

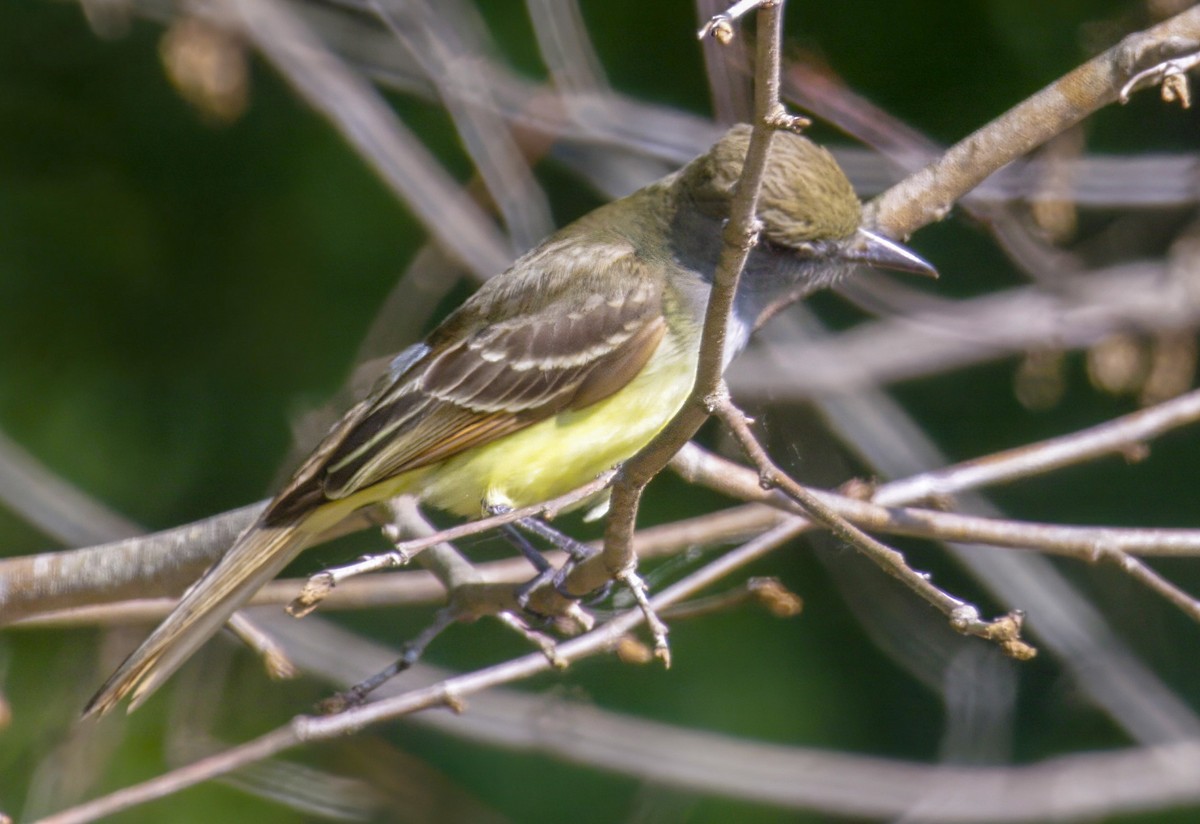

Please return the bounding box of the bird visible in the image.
[84,123,934,716]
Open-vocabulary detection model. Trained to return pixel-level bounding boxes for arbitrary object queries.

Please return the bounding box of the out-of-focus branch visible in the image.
[209,0,513,279]
[0,427,141,547]
[251,614,1200,824]
[524,0,610,98]
[730,257,1199,399]
[368,0,554,252]
[696,0,754,124]
[123,0,1200,211]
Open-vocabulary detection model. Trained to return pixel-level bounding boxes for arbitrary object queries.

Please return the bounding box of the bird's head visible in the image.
[679,123,935,280]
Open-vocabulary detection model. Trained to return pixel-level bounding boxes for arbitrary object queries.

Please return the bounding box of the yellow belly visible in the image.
[416,330,697,517]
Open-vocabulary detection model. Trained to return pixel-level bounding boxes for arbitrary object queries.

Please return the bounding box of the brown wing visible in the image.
[266,253,664,523]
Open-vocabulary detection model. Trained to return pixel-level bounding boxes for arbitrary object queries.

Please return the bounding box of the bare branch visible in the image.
[867,6,1200,238]
[38,522,802,824]
[711,392,1035,658]
[597,0,789,595]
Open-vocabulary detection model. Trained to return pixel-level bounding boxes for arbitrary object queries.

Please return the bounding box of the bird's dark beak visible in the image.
[843,228,937,278]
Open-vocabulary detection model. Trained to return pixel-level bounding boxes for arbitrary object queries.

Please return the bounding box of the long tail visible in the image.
[84,520,312,717]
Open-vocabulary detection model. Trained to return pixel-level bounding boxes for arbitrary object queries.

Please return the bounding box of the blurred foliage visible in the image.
[2,1,1200,822]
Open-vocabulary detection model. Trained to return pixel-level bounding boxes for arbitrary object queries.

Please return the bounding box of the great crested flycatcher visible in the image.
[85,124,934,716]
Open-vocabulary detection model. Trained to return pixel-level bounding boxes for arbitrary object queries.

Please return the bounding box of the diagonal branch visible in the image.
[592,0,789,598]
[867,5,1200,238]
[708,389,1035,659]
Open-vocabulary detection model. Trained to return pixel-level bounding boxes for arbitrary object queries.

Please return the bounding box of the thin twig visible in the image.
[1096,551,1200,623]
[675,443,1200,558]
[676,442,1200,627]
[874,388,1200,505]
[225,614,299,680]
[659,576,802,621]
[697,0,770,42]
[381,471,615,559]
[710,390,1035,658]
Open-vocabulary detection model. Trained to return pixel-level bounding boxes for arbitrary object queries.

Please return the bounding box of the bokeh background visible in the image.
[4,1,1200,822]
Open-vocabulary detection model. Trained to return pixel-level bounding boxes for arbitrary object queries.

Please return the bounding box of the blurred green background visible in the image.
[3,1,1200,822]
